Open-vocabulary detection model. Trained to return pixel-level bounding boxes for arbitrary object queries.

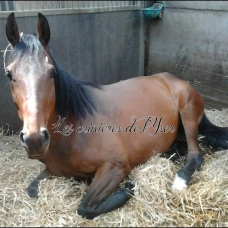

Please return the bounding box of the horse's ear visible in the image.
[37,13,50,46]
[5,12,20,46]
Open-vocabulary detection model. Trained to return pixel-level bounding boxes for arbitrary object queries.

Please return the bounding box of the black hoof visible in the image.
[77,207,98,220]
[125,182,135,195]
[28,185,39,198]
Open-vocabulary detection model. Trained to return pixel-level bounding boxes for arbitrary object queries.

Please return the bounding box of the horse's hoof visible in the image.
[77,206,98,220]
[124,182,135,196]
[28,186,39,198]
[125,182,134,190]
[171,174,187,191]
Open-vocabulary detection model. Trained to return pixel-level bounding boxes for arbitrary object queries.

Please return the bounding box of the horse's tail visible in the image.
[198,113,228,149]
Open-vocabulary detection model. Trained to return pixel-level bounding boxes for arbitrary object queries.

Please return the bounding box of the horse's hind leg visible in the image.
[172,88,204,191]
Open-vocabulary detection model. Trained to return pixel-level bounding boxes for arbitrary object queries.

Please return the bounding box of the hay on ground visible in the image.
[0,109,228,227]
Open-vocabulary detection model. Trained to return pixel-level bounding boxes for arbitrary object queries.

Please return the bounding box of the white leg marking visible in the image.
[172,174,187,191]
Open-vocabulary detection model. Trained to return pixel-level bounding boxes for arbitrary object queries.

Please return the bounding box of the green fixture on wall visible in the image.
[142,1,165,20]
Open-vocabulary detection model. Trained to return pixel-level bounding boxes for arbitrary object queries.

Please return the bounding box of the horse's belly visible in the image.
[114,88,179,167]
[120,113,179,167]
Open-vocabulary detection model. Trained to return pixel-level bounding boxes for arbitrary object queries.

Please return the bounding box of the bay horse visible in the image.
[5,12,228,219]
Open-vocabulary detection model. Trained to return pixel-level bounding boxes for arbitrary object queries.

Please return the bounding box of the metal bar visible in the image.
[0,1,148,12]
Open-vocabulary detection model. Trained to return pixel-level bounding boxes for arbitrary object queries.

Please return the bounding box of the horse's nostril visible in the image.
[19,131,25,143]
[19,131,28,148]
[41,129,50,145]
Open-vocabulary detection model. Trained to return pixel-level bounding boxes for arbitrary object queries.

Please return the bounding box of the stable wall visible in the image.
[145,1,228,109]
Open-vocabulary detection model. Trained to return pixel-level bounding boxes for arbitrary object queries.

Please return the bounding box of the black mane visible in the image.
[7,34,101,119]
[49,49,101,119]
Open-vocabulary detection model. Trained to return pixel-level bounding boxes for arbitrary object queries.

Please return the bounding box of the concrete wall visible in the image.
[0,9,143,133]
[145,1,228,109]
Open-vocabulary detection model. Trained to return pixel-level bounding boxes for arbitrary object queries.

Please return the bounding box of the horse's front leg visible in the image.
[28,168,52,197]
[77,161,134,219]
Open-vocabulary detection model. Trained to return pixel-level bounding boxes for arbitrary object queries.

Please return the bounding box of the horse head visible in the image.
[5,13,56,158]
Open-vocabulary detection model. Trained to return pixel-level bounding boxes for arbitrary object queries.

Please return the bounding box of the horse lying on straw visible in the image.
[4,12,228,219]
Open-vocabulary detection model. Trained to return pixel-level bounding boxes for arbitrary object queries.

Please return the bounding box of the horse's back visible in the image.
[93,72,201,118]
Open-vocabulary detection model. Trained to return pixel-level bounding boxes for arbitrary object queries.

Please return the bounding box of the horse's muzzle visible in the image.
[19,129,50,158]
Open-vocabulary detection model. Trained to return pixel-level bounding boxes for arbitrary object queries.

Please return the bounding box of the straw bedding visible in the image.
[0,109,228,227]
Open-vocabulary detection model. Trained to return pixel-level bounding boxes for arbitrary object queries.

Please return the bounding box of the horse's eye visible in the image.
[50,69,57,78]
[5,70,12,80]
